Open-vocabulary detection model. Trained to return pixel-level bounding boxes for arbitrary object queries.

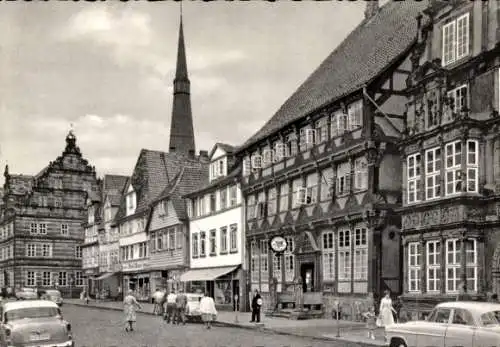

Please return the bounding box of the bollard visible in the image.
[234,297,239,323]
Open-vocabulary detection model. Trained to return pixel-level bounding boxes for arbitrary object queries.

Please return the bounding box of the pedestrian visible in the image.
[362,305,377,340]
[117,285,122,302]
[175,291,187,325]
[378,290,396,333]
[164,290,177,323]
[250,289,262,323]
[152,288,164,316]
[123,290,142,332]
[456,281,472,301]
[199,292,217,329]
[491,293,498,303]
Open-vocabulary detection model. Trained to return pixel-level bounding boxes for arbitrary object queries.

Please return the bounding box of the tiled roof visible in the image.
[184,166,240,198]
[114,149,203,221]
[237,0,427,152]
[215,143,236,154]
[108,194,122,207]
[103,175,128,194]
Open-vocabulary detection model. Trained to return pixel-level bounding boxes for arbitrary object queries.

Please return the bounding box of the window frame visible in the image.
[445,141,463,196]
[442,13,469,66]
[337,229,351,281]
[425,147,441,200]
[220,226,228,254]
[466,140,478,193]
[408,242,421,293]
[353,228,367,281]
[407,153,422,203]
[426,240,441,293]
[322,231,335,282]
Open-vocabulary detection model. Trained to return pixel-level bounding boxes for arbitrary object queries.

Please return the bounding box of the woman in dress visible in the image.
[378,290,396,328]
[199,292,217,329]
[123,290,142,332]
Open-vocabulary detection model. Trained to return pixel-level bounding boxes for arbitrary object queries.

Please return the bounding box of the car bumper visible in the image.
[11,340,74,347]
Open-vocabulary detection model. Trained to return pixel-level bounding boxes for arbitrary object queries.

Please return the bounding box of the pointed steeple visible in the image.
[169,6,195,156]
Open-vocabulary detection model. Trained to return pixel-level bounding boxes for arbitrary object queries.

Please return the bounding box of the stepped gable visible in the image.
[237,0,428,152]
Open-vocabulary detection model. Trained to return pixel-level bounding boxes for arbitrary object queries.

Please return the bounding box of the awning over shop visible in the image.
[179,266,238,282]
[92,272,118,281]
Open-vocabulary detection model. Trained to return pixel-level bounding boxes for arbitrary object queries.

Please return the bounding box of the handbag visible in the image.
[257,298,263,306]
[376,317,383,327]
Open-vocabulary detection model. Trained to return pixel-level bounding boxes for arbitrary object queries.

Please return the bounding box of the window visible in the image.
[466,140,478,193]
[230,224,237,252]
[26,244,36,257]
[446,85,468,121]
[315,117,328,143]
[168,228,175,250]
[354,228,367,280]
[442,13,469,66]
[126,192,136,216]
[243,157,251,177]
[354,158,368,190]
[331,110,347,137]
[138,242,146,258]
[58,272,67,286]
[220,189,227,210]
[42,244,51,257]
[55,198,62,208]
[305,173,318,204]
[199,232,206,257]
[256,192,266,218]
[407,153,422,203]
[284,236,295,282]
[445,141,462,195]
[338,230,351,281]
[320,168,334,201]
[427,241,441,292]
[75,272,83,286]
[250,241,259,282]
[209,193,216,213]
[229,185,237,207]
[74,245,81,258]
[192,233,199,258]
[260,239,268,282]
[220,227,228,254]
[30,223,38,234]
[428,308,452,324]
[322,231,335,282]
[284,133,297,158]
[292,179,303,208]
[61,224,69,235]
[26,271,36,287]
[452,308,474,326]
[279,183,289,212]
[348,100,363,130]
[408,242,421,292]
[337,162,351,195]
[156,231,163,250]
[262,148,274,167]
[247,195,256,219]
[42,272,51,286]
[299,127,316,151]
[267,188,277,216]
[159,200,168,216]
[176,228,183,249]
[273,253,282,282]
[465,239,478,292]
[446,239,461,293]
[426,148,441,200]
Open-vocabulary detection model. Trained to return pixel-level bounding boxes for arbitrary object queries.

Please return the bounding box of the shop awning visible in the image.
[179,266,238,282]
[93,272,118,281]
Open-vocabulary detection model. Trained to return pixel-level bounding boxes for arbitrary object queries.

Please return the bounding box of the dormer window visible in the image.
[211,159,225,180]
[159,200,168,216]
[88,206,95,224]
[348,100,363,130]
[126,186,136,217]
[442,13,470,66]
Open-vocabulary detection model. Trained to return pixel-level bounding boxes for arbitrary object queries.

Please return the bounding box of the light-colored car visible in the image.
[40,290,63,307]
[386,301,500,347]
[14,288,38,301]
[0,300,74,347]
[184,293,203,321]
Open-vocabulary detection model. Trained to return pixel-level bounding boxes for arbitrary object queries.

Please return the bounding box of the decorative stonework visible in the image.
[402,205,467,230]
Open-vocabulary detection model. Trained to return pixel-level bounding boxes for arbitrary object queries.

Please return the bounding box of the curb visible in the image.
[65,302,385,347]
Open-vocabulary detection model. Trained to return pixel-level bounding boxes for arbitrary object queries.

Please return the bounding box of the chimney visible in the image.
[364,0,379,20]
[198,150,209,163]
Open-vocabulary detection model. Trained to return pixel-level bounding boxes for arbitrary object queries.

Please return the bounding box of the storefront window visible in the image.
[190,281,205,294]
[214,280,232,305]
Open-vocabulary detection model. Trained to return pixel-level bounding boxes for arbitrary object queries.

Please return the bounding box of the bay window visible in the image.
[407,153,421,203]
[315,117,328,143]
[446,85,468,121]
[442,13,469,66]
[466,140,478,193]
[408,242,421,292]
[425,147,441,200]
[331,110,347,137]
[337,229,351,281]
[353,228,367,280]
[305,173,318,204]
[354,158,368,190]
[285,133,298,157]
[445,141,462,195]
[427,241,441,292]
[322,231,335,282]
[285,237,295,282]
[348,100,363,130]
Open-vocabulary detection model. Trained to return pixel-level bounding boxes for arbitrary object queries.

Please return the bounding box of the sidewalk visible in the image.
[65,299,387,346]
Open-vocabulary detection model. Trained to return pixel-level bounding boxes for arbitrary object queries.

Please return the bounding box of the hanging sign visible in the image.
[269,235,288,255]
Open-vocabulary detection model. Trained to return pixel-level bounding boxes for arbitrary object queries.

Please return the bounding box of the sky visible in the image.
[0,1,371,185]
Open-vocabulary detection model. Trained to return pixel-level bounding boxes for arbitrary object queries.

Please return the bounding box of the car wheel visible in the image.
[390,338,407,347]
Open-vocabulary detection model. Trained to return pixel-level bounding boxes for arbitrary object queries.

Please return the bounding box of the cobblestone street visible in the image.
[62,304,384,347]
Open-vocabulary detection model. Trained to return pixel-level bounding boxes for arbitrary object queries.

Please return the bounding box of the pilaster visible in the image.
[440,232,446,295]
[419,233,427,293]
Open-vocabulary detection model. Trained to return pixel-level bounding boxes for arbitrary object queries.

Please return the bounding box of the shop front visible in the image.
[149,269,186,295]
[180,265,243,311]
[83,268,98,297]
[122,259,150,302]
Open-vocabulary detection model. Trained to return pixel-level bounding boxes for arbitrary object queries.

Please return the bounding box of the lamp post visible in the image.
[334,300,341,337]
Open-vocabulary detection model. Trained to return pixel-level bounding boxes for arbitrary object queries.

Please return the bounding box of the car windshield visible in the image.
[5,307,60,321]
[45,291,61,297]
[480,311,500,326]
[187,296,200,302]
[21,288,34,292]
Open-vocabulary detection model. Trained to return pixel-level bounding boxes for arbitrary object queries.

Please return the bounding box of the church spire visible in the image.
[169,6,195,156]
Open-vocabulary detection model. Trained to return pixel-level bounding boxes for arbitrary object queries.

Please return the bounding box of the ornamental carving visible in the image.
[402,206,464,230]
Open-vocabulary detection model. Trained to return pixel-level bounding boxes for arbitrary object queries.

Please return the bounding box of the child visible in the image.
[363,305,377,340]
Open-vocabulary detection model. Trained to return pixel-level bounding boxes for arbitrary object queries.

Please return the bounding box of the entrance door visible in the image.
[300,263,314,292]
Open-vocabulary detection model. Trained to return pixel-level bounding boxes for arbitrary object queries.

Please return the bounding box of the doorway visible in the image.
[300,263,314,292]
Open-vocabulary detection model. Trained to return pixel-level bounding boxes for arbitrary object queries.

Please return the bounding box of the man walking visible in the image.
[152,288,164,316]
[250,289,262,323]
[164,290,177,323]
[175,291,187,325]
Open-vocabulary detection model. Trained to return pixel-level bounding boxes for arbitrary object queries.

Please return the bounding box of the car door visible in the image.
[416,307,451,347]
[444,308,475,347]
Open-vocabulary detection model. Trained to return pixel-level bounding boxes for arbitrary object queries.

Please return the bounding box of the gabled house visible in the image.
[234,0,428,318]
[147,162,208,293]
[398,0,500,318]
[183,143,245,311]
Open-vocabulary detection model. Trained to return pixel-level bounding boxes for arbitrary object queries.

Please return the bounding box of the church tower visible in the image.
[169,11,196,156]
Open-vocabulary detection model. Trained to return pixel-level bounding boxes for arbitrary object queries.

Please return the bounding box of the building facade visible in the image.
[183,143,246,311]
[0,132,97,297]
[148,164,207,294]
[234,1,428,318]
[399,0,500,318]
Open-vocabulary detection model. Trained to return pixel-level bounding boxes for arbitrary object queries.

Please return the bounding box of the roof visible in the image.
[107,194,122,207]
[237,0,427,153]
[208,143,237,159]
[3,300,58,311]
[8,175,34,195]
[437,301,500,314]
[184,165,240,198]
[103,175,128,194]
[115,149,203,220]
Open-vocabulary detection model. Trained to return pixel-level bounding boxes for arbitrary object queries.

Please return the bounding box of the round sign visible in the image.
[269,236,287,253]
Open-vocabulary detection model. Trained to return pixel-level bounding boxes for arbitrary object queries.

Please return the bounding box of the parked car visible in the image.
[0,300,74,347]
[184,293,203,322]
[386,301,500,347]
[14,288,38,301]
[40,290,63,306]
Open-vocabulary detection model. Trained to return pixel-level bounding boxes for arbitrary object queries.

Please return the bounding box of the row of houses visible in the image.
[2,0,500,318]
